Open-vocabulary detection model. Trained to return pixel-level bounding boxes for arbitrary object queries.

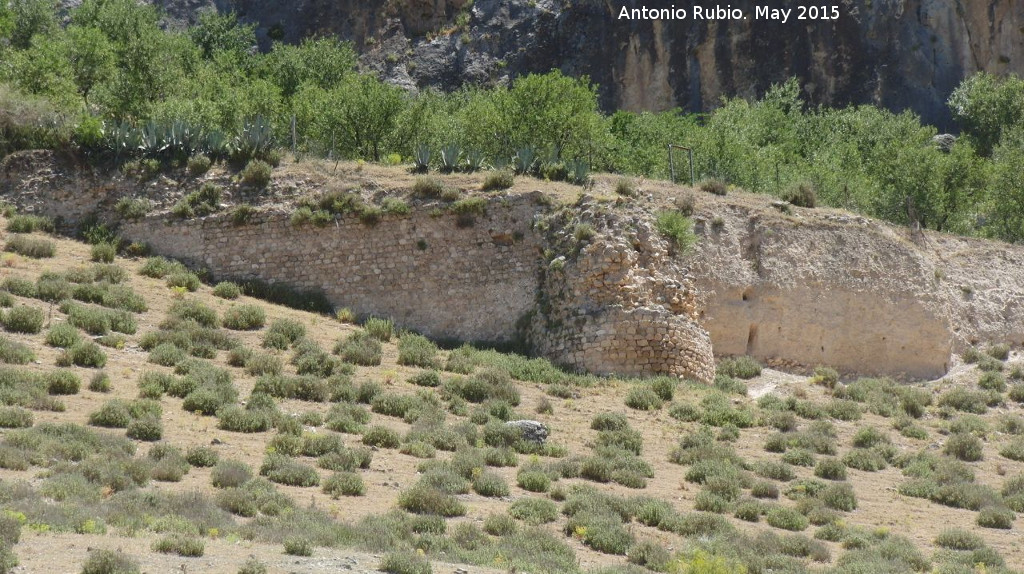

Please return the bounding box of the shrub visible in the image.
[938,388,990,414]
[473,471,510,497]
[126,416,162,441]
[409,371,440,387]
[945,433,983,462]
[979,371,1007,392]
[2,305,43,333]
[782,449,816,467]
[733,499,763,522]
[625,386,663,410]
[283,537,313,557]
[362,425,401,449]
[654,210,696,251]
[398,484,466,517]
[842,448,887,472]
[814,458,847,481]
[168,299,218,327]
[46,370,81,395]
[977,506,1015,529]
[187,154,212,175]
[0,406,32,428]
[223,304,266,330]
[5,235,55,258]
[335,331,382,366]
[756,461,795,482]
[45,322,83,350]
[766,506,809,531]
[90,242,116,263]
[260,454,320,487]
[89,400,132,428]
[241,160,272,187]
[211,460,252,488]
[700,178,727,195]
[591,412,629,431]
[380,551,432,574]
[152,534,204,557]
[237,557,268,574]
[517,469,551,493]
[6,214,52,233]
[64,340,107,368]
[217,406,273,433]
[364,317,394,341]
[718,356,762,379]
[81,549,141,574]
[397,334,439,368]
[213,282,241,299]
[999,436,1024,461]
[821,483,857,511]
[934,528,985,551]
[782,182,817,207]
[564,511,633,555]
[185,446,219,467]
[0,336,32,365]
[322,472,365,498]
[166,272,200,292]
[988,343,1011,361]
[852,427,890,448]
[413,176,445,197]
[483,513,517,536]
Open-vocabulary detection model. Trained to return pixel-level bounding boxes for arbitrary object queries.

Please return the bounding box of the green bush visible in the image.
[212,281,241,299]
[335,331,382,366]
[363,317,394,341]
[152,534,204,557]
[938,388,990,414]
[814,458,847,481]
[362,425,401,449]
[90,242,117,263]
[765,506,809,531]
[625,386,663,410]
[45,323,81,348]
[979,371,1007,392]
[934,528,985,551]
[89,400,132,428]
[187,154,212,176]
[398,484,466,517]
[756,461,795,481]
[473,471,510,497]
[851,426,890,448]
[397,334,439,368]
[185,446,219,467]
[821,483,857,511]
[564,511,633,555]
[241,160,272,187]
[413,176,445,197]
[718,356,763,379]
[943,433,983,462]
[842,448,887,472]
[782,182,817,207]
[483,513,517,536]
[166,271,201,292]
[654,210,696,251]
[977,506,1014,529]
[627,540,672,571]
[517,469,551,493]
[211,460,252,488]
[223,304,266,330]
[63,340,107,368]
[409,370,440,387]
[0,406,32,428]
[380,551,431,574]
[168,299,218,327]
[260,454,319,487]
[5,235,55,258]
[0,336,33,365]
[217,406,272,433]
[2,305,43,333]
[46,370,81,395]
[999,436,1024,461]
[6,214,53,234]
[126,416,162,441]
[482,171,515,191]
[81,549,141,574]
[237,557,268,574]
[283,537,314,557]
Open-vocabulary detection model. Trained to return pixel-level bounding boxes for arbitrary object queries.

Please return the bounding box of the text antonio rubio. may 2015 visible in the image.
[617,5,840,24]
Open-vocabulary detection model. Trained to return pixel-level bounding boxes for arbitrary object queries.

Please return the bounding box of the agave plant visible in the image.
[463,149,484,173]
[139,120,169,158]
[439,143,461,173]
[513,146,535,175]
[567,159,590,186]
[107,121,141,162]
[204,130,230,160]
[413,143,431,173]
[231,116,276,164]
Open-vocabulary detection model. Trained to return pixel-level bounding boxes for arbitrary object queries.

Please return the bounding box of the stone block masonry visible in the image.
[122,202,543,344]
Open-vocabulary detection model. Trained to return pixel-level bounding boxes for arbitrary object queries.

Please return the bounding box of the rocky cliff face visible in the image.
[152,0,1023,129]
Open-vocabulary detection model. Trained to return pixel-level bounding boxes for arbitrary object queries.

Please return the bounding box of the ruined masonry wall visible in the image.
[122,203,543,344]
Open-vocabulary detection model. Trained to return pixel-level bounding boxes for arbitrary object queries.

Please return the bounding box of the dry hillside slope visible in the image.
[0,210,1017,572]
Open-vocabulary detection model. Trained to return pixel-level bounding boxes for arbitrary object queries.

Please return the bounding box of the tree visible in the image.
[65,26,115,105]
[8,0,57,49]
[188,10,256,60]
[262,38,356,99]
[948,72,1024,156]
[334,75,405,161]
[985,127,1024,242]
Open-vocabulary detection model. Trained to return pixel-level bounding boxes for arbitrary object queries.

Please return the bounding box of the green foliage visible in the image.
[81,549,141,574]
[654,210,696,252]
[482,171,514,191]
[765,506,808,531]
[152,534,204,557]
[718,356,762,379]
[397,333,438,368]
[380,551,431,574]
[241,160,272,187]
[222,304,266,330]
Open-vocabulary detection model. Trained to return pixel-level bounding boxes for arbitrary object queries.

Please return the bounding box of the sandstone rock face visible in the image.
[148,0,1024,128]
